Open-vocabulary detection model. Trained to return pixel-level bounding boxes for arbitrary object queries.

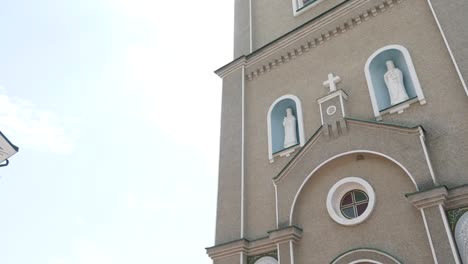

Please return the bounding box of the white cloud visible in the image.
[0,87,76,154]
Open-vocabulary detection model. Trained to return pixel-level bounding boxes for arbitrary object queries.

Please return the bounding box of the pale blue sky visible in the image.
[0,1,232,263]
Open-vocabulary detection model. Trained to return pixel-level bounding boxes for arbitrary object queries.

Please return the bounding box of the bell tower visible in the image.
[208,0,468,264]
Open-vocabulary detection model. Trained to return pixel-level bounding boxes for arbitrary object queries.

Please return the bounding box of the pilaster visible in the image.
[407,186,461,264]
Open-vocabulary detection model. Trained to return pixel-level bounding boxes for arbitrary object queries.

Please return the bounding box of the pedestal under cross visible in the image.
[323,73,342,93]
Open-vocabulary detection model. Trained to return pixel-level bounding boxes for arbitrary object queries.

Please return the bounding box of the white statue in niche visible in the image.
[283,108,298,148]
[384,60,409,106]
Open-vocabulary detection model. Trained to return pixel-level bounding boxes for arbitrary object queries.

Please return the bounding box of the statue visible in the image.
[283,108,298,148]
[384,60,409,106]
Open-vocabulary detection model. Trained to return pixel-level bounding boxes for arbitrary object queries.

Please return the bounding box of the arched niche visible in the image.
[253,256,278,264]
[365,45,426,120]
[267,95,305,163]
[331,248,402,264]
[455,211,468,264]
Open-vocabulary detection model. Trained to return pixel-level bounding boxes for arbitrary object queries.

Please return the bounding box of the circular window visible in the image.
[340,190,369,219]
[326,105,337,115]
[326,177,375,226]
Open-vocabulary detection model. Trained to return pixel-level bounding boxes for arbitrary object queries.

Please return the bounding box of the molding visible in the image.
[317,89,349,104]
[447,185,468,209]
[439,204,462,264]
[267,226,303,244]
[408,185,468,210]
[289,240,295,264]
[426,0,468,96]
[245,0,404,81]
[241,65,246,238]
[215,0,405,80]
[274,118,422,184]
[421,209,439,264]
[418,127,438,185]
[331,248,402,264]
[215,57,247,78]
[406,186,448,209]
[206,239,249,260]
[289,149,418,225]
[240,65,245,238]
[349,260,381,264]
[206,226,302,261]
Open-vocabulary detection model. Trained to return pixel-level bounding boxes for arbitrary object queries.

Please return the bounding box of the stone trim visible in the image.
[267,225,303,244]
[215,0,404,79]
[406,186,448,209]
[245,0,403,81]
[330,248,402,264]
[407,185,468,210]
[206,226,303,260]
[446,185,468,209]
[274,118,421,183]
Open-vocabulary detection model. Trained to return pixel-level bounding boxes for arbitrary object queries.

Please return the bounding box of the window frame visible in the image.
[292,0,324,16]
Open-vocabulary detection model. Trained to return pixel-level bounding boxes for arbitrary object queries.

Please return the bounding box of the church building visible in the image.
[207,0,468,263]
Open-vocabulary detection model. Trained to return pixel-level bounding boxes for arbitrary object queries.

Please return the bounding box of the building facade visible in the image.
[207,0,468,263]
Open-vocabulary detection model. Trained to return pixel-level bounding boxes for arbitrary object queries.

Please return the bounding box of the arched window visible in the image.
[455,211,468,264]
[254,256,278,264]
[267,95,305,163]
[365,45,426,120]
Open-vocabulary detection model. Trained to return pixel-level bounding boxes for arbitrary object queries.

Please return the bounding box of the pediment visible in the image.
[272,117,436,225]
[274,118,423,183]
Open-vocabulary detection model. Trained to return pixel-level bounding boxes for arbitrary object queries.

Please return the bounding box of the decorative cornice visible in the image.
[245,0,403,81]
[206,226,302,260]
[406,186,448,209]
[406,185,468,210]
[317,89,349,104]
[446,185,468,209]
[267,225,303,244]
[215,56,247,78]
[205,239,249,260]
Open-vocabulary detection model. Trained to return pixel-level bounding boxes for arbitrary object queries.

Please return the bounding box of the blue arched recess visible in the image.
[369,48,417,111]
[271,98,299,153]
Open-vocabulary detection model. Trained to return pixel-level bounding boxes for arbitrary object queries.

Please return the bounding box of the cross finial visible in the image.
[323,73,341,93]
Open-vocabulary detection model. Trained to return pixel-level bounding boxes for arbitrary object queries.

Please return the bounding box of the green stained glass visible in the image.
[354,190,368,202]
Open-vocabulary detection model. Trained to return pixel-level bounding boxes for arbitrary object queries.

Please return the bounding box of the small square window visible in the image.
[296,0,319,11]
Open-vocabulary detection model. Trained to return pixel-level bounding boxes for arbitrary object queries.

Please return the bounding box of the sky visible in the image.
[0,1,233,263]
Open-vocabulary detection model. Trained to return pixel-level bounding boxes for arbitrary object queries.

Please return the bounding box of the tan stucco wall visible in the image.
[293,153,432,263]
[216,69,244,244]
[212,0,468,262]
[251,0,348,50]
[429,0,468,89]
[241,0,468,243]
[242,0,468,241]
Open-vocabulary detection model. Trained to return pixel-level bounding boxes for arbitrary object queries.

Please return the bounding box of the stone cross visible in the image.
[323,73,342,93]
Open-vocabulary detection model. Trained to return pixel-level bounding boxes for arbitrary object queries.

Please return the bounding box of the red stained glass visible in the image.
[356,203,368,216]
[341,193,353,206]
